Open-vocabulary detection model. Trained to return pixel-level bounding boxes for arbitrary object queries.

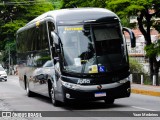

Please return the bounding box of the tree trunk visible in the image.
[137,10,159,85]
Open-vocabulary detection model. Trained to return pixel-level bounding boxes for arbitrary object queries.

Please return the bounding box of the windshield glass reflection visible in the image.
[58,24,128,74]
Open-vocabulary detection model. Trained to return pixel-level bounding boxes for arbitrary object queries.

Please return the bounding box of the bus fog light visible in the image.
[66,93,70,98]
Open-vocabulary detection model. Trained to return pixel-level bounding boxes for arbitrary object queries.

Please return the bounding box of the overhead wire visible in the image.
[0,1,59,5]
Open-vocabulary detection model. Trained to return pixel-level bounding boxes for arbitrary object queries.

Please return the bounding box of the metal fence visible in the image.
[130,72,160,85]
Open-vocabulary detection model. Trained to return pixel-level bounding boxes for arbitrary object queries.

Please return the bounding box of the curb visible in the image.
[131,88,160,97]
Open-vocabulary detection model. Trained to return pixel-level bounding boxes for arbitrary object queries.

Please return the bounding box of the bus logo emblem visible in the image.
[77,79,90,84]
[97,85,102,90]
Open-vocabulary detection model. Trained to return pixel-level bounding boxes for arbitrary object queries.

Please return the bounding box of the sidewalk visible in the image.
[131,84,160,97]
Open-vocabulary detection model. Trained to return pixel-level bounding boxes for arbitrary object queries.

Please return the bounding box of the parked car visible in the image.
[0,67,7,81]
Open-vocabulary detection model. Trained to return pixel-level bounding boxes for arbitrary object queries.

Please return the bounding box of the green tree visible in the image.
[0,0,54,66]
[49,0,63,9]
[106,0,160,85]
[61,0,106,8]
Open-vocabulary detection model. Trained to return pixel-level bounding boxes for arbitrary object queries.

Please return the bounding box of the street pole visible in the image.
[8,46,10,75]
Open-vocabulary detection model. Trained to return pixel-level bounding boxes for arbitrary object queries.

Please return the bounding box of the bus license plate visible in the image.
[95,92,106,97]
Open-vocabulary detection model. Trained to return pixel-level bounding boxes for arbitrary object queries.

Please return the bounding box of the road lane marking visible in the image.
[131,106,157,111]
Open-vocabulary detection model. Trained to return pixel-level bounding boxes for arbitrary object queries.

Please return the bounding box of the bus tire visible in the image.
[26,80,34,97]
[50,87,61,106]
[104,98,115,105]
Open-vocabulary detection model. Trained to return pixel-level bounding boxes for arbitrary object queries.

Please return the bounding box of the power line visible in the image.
[0,1,59,6]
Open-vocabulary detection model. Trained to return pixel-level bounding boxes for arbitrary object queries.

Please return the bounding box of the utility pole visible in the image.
[8,46,10,75]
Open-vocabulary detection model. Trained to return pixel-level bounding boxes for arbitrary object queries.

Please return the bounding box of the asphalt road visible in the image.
[0,75,160,120]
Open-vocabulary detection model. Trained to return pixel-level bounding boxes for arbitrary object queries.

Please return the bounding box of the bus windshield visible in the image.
[58,23,128,74]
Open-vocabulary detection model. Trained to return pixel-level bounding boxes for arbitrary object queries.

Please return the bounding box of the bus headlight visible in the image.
[118,78,129,84]
[61,81,80,90]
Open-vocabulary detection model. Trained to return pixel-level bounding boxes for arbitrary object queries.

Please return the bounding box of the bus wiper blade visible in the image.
[81,52,88,74]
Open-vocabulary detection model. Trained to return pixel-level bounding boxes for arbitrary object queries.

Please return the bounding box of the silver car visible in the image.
[0,67,7,81]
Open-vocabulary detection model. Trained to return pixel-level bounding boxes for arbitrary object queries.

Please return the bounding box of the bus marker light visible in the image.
[66,93,70,98]
[127,88,131,93]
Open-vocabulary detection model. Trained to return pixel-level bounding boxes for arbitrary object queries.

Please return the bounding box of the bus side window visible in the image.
[27,26,39,51]
[36,22,51,67]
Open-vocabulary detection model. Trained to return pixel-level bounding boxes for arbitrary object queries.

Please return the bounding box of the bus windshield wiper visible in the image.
[81,50,89,74]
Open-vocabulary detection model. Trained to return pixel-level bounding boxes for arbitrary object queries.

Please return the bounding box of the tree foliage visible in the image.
[0,0,54,64]
[129,57,144,73]
[106,0,160,85]
[49,0,63,9]
[62,0,106,8]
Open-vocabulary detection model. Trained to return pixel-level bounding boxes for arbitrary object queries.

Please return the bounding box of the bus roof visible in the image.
[17,8,120,33]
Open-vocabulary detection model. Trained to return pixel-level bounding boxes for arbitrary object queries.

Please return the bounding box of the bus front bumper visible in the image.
[61,80,131,101]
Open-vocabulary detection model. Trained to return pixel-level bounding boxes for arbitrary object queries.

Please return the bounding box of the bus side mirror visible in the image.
[51,31,59,45]
[51,31,61,53]
[123,27,136,48]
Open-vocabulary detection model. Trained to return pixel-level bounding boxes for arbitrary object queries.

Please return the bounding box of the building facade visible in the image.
[126,29,159,73]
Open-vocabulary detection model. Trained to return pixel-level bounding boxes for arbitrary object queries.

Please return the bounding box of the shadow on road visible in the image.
[0,80,7,82]
[63,101,128,110]
[29,93,128,110]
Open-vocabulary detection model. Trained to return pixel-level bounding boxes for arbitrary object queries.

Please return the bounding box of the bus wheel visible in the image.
[50,88,61,106]
[104,98,115,105]
[26,82,34,97]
